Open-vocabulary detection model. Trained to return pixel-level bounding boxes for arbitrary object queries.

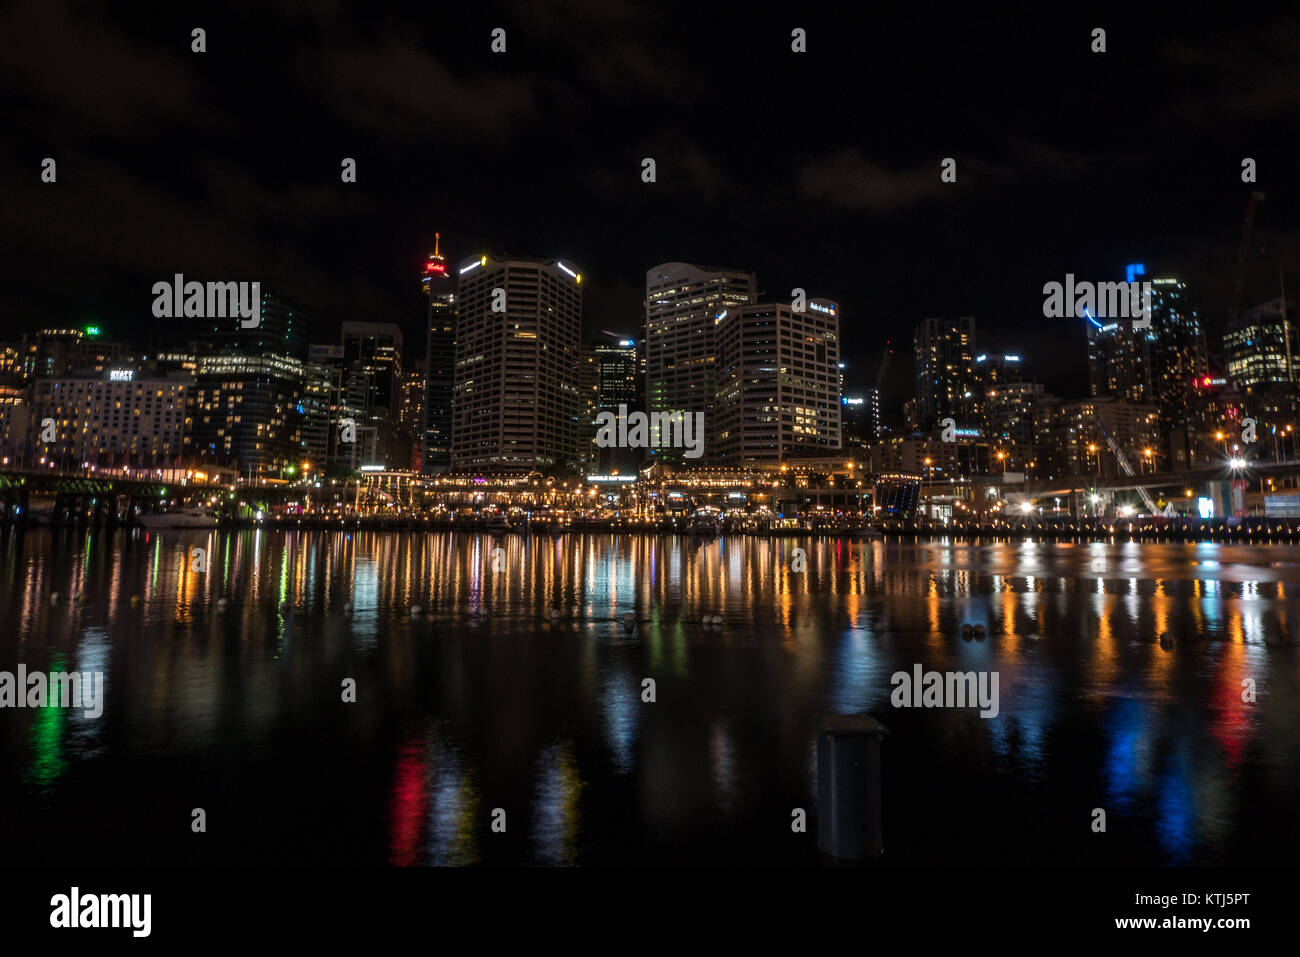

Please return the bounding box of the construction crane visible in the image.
[1229,191,1266,328]
[1094,419,1159,514]
[873,340,892,392]
[867,340,892,439]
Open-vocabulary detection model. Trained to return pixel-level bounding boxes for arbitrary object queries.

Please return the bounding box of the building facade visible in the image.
[645,262,756,464]
[24,369,190,470]
[713,299,842,467]
[191,290,308,478]
[452,255,582,471]
[914,316,977,430]
[423,235,456,474]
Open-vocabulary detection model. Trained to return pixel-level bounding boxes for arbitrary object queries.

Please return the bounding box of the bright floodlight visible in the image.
[1020,502,1034,514]
[1229,457,1247,469]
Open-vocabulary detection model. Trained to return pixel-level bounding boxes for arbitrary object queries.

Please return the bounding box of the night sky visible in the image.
[4,2,1299,424]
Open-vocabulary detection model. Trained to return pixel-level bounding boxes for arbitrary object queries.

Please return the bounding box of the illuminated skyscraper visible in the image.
[1088,271,1205,463]
[714,298,842,467]
[645,262,756,464]
[452,254,582,471]
[192,289,307,478]
[341,321,403,468]
[913,316,977,430]
[586,333,641,473]
[422,234,456,474]
[1224,297,1297,392]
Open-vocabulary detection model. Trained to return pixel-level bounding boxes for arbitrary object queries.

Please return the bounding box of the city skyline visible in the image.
[4,3,1300,924]
[5,5,1300,413]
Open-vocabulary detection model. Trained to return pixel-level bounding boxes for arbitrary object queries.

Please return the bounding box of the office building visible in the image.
[423,234,456,474]
[22,327,127,380]
[914,316,977,430]
[452,254,582,471]
[714,299,842,467]
[1224,297,1298,392]
[645,262,757,464]
[340,321,404,468]
[191,289,308,478]
[584,333,641,473]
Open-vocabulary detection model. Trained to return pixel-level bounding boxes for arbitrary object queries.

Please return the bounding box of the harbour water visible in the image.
[2,528,1298,866]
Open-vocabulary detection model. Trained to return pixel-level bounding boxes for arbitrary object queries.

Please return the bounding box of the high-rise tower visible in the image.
[423,233,456,474]
[452,254,582,471]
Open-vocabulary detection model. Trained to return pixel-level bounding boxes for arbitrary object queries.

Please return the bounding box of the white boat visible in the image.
[137,505,218,528]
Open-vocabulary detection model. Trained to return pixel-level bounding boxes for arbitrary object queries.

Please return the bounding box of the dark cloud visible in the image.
[0,0,198,127]
[313,41,536,138]
[796,150,945,211]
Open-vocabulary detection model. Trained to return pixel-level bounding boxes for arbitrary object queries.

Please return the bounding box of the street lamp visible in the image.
[1088,443,1099,477]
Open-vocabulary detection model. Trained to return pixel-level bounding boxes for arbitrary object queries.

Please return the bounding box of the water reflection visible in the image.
[0,529,1297,866]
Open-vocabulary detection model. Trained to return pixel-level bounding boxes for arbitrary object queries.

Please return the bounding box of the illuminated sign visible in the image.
[360,464,385,472]
[1125,263,1146,284]
[85,326,100,337]
[109,369,133,381]
[843,397,865,405]
[618,339,634,347]
[1004,355,1020,361]
[954,428,981,437]
[586,474,636,483]
[556,262,579,280]
[809,302,836,315]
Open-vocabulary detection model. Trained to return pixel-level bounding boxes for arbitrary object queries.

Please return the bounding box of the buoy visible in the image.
[78,594,91,604]
[411,605,423,618]
[973,624,986,640]
[549,607,561,621]
[49,592,60,605]
[711,614,723,627]
[1159,632,1173,649]
[129,595,140,607]
[216,597,229,610]
[342,601,353,615]
[621,613,635,632]
[961,624,973,640]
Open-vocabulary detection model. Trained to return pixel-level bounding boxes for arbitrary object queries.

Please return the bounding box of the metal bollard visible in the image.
[817,714,888,862]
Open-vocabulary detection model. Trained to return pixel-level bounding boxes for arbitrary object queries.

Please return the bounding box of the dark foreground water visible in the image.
[1,528,1298,867]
